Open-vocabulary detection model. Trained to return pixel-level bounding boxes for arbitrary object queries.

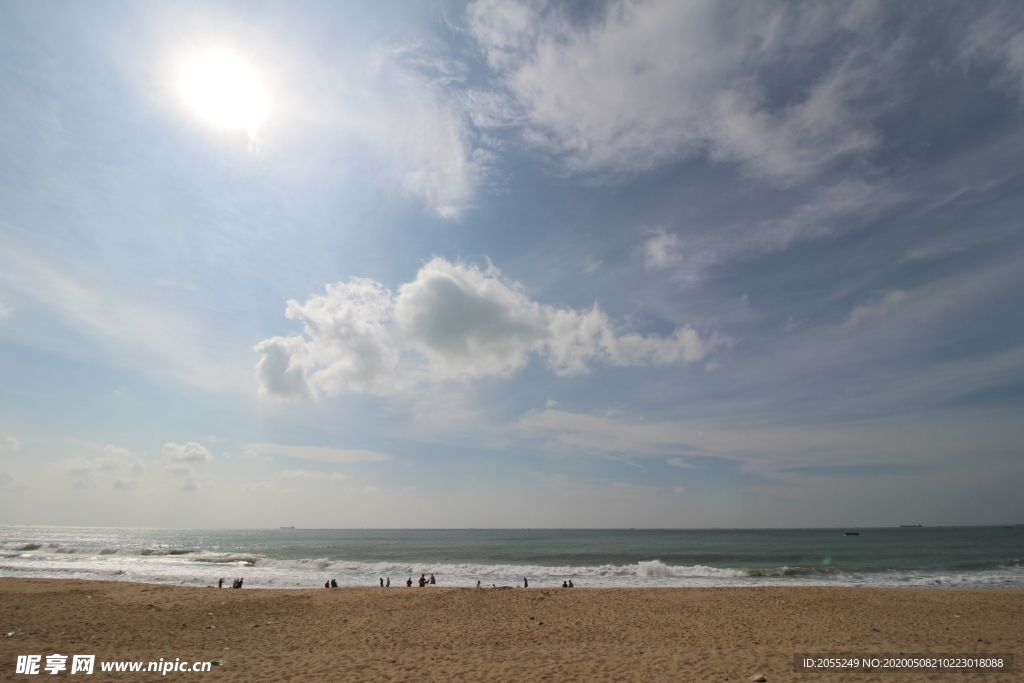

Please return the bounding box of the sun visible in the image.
[181,52,267,129]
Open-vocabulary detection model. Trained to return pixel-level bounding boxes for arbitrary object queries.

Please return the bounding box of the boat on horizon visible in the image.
[280,526,296,530]
[899,524,923,528]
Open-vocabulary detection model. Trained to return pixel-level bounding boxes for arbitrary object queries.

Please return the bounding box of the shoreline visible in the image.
[3,578,1022,681]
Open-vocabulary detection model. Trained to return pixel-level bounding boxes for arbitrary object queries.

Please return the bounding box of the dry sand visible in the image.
[2,578,1021,682]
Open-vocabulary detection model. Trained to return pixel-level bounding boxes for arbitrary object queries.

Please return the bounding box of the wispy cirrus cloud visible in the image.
[466,0,890,185]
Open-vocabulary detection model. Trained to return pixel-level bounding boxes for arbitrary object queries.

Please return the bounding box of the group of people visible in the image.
[217,578,244,589]
[471,579,575,588]
[314,574,575,588]
[403,573,435,587]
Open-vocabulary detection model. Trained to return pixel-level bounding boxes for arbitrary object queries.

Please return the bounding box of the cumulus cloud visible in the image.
[466,0,887,184]
[394,259,548,379]
[845,291,908,327]
[253,336,313,399]
[255,258,719,398]
[162,442,214,463]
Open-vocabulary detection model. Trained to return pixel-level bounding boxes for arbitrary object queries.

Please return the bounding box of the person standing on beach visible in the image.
[386,577,390,587]
[407,577,412,587]
[523,577,528,588]
[429,574,435,585]
[418,574,426,587]
[380,578,384,587]
[218,578,223,588]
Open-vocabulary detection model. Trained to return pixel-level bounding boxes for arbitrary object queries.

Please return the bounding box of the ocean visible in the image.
[1,526,1021,590]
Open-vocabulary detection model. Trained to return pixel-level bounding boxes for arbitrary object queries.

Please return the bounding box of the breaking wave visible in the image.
[3,528,1022,590]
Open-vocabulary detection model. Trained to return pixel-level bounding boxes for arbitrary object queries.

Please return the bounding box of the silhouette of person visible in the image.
[407,577,412,587]
[524,577,528,588]
[331,579,338,588]
[380,578,384,587]
[386,577,390,587]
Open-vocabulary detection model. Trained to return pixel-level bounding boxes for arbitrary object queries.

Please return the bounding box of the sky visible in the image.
[1,0,1023,529]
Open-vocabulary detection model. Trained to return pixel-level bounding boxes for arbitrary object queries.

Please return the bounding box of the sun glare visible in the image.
[181,53,267,129]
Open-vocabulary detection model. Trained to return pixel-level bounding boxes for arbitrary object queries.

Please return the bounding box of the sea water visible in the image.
[1,526,1021,590]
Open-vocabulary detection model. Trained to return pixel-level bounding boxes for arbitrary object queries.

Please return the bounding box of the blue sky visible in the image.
[1,0,1022,528]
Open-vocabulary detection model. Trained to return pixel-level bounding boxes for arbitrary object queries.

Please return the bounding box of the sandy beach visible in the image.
[2,578,1021,682]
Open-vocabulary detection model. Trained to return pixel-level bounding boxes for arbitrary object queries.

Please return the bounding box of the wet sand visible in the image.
[2,578,1021,681]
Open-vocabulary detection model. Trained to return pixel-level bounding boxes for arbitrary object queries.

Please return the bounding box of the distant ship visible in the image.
[899,524,923,528]
[844,532,859,536]
[280,526,296,530]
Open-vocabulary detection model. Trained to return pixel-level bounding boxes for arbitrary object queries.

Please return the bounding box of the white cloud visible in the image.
[393,258,548,380]
[467,0,886,184]
[0,301,12,318]
[255,258,719,398]
[242,480,275,492]
[162,442,214,463]
[643,229,683,270]
[253,335,315,399]
[845,291,908,328]
[1,435,20,452]
[244,443,391,464]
